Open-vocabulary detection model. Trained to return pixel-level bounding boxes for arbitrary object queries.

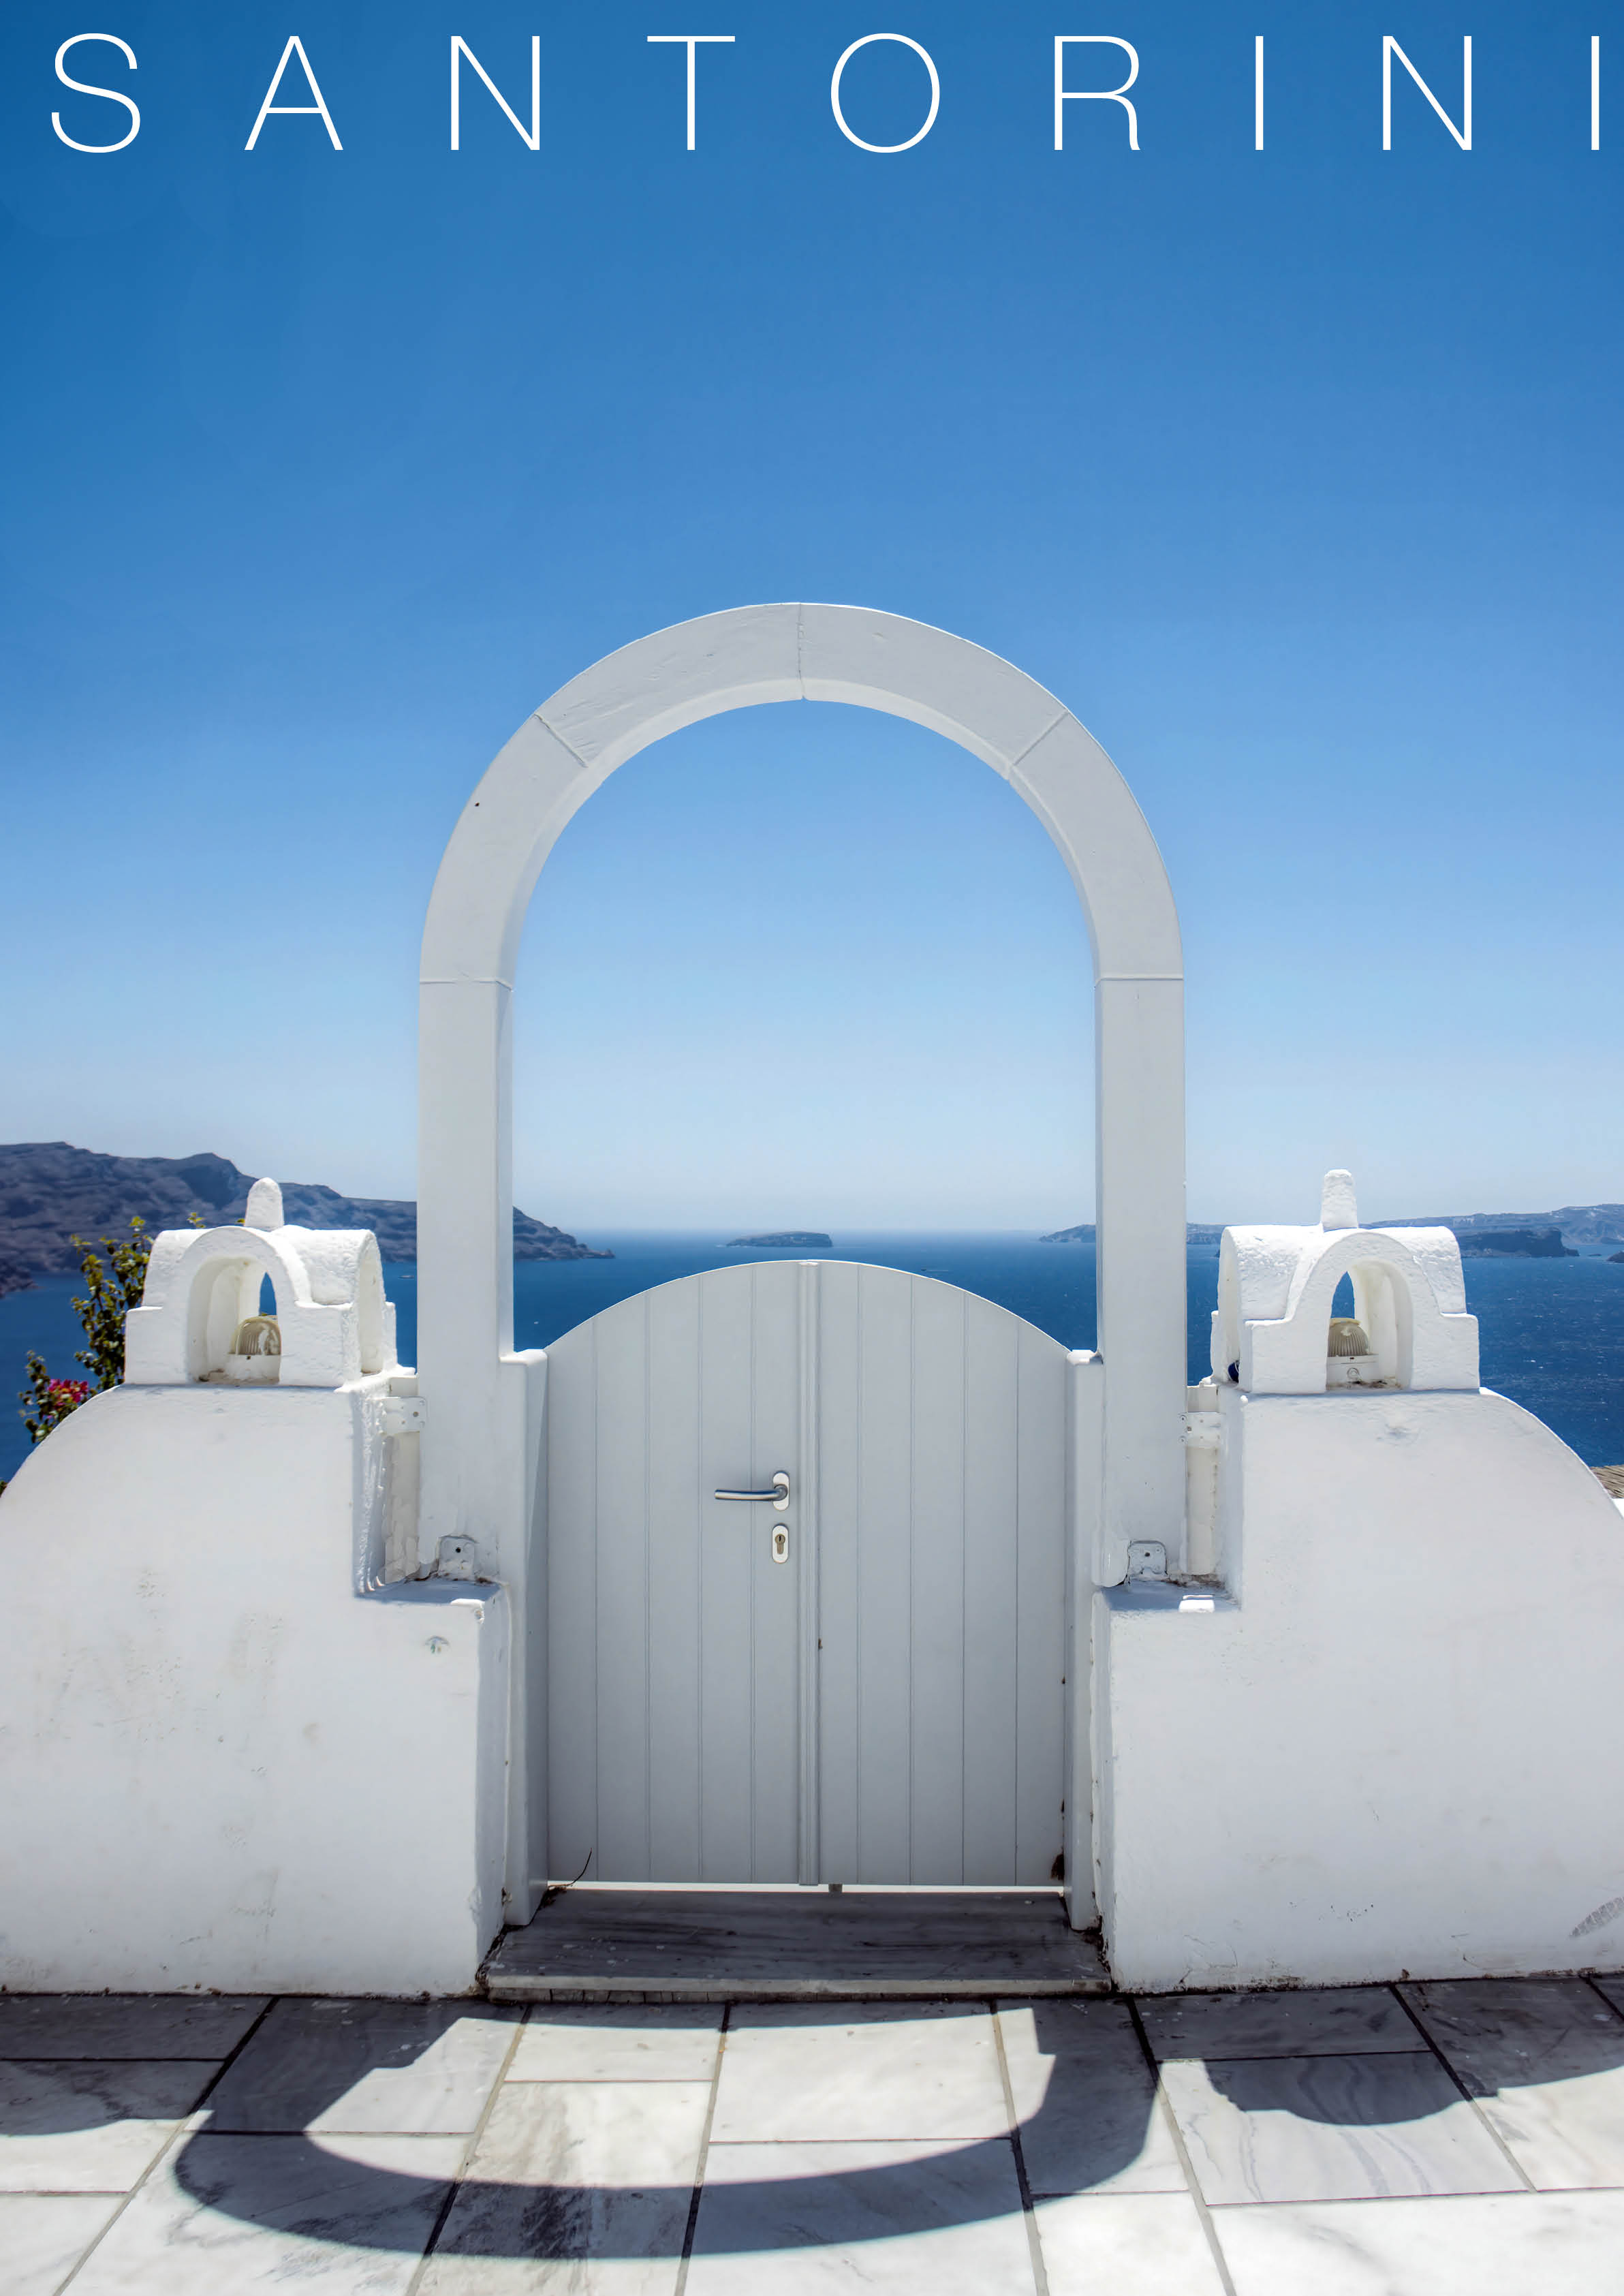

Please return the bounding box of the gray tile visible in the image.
[1462,2065,1624,2194]
[0,1995,268,2061]
[1214,2188,1624,2295]
[1401,1979,1624,2189]
[712,2003,1008,2143]
[997,1999,1184,2196]
[442,2073,710,2189]
[0,2193,123,2293]
[1161,2051,1522,2205]
[507,2004,721,2083]
[420,2245,682,2294]
[1591,1974,1624,2020]
[1401,1977,1624,2078]
[420,2079,711,2291]
[686,2139,1035,2292]
[68,2132,461,2293]
[0,2060,217,2193]
[1136,1987,1420,2062]
[1034,2192,1228,2296]
[207,2000,521,2134]
[420,2237,683,2293]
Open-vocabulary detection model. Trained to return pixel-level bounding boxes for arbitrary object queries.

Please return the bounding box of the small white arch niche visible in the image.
[124,1178,396,1390]
[1212,1170,1478,1397]
[188,1252,285,1384]
[1325,1260,1410,1389]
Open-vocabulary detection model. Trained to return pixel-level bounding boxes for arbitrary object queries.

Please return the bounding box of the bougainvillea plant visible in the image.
[19,1361,91,1444]
[16,1212,203,1450]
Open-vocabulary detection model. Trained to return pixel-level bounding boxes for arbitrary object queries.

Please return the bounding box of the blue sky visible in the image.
[1,3,1619,1231]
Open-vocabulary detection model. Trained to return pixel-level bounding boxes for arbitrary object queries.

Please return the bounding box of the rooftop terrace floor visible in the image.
[3,1972,1623,2292]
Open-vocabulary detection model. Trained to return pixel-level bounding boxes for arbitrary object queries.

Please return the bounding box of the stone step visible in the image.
[484,1887,1110,2002]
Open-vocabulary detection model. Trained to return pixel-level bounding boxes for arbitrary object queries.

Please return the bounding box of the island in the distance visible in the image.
[726,1232,833,1250]
[1455,1228,1576,1259]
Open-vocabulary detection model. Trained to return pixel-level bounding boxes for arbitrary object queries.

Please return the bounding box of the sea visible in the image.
[3,1233,1622,1488]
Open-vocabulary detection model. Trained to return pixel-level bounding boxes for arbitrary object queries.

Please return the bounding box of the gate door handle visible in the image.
[714,1471,790,1511]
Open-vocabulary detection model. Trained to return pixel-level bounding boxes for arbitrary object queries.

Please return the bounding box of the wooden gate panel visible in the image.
[1014,1318,1069,1881]
[961,1294,1022,1882]
[907,1277,975,1877]
[644,1275,704,1879]
[695,1262,800,1881]
[545,1258,1070,1889]
[544,1309,604,1882]
[814,1265,1067,1887]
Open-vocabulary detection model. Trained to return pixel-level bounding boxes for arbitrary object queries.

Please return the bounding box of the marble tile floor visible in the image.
[4,1978,1624,2293]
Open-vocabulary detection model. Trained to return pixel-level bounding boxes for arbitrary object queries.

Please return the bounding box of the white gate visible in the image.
[542,1259,1075,1887]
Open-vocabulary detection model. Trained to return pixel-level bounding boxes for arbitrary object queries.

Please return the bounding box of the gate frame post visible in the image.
[418,604,1185,1912]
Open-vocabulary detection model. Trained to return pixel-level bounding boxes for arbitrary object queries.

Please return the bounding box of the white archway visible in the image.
[417,604,1185,1902]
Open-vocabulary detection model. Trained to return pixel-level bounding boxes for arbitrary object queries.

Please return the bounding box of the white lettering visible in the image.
[1054,36,1140,151]
[245,35,342,152]
[646,35,736,151]
[830,33,939,153]
[1593,35,1601,151]
[1255,35,1264,151]
[52,33,140,153]
[1383,35,1471,151]
[451,36,541,150]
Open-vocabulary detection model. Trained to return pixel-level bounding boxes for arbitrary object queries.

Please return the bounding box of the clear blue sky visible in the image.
[1,3,1619,1232]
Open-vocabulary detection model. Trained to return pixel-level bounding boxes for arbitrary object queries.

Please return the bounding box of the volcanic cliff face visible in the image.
[0,1143,610,1295]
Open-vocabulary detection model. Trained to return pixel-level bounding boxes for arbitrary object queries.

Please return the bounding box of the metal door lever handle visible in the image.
[714,1471,791,1510]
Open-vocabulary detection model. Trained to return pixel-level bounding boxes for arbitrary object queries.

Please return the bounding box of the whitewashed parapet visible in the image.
[1211,1169,1479,1395]
[124,1177,396,1389]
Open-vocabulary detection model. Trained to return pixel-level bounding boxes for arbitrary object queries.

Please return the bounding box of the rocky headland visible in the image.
[1454,1228,1576,1258]
[1042,1207,1623,1254]
[0,1143,610,1297]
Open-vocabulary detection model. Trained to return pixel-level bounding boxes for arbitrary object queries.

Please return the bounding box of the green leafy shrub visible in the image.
[15,1212,203,1451]
[65,1217,156,1395]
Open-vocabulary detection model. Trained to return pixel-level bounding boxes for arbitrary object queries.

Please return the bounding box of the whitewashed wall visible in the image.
[0,1382,508,1996]
[1096,1384,1624,1989]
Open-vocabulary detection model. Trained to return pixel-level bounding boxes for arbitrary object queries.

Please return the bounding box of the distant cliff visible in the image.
[1384,1206,1624,1250]
[1041,1223,1223,1245]
[0,1143,610,1296]
[1042,1206,1624,1253]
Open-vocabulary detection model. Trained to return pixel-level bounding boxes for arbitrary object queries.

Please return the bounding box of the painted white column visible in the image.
[419,712,597,1920]
[1011,707,1186,1577]
[1095,975,1187,1577]
[418,977,512,1545]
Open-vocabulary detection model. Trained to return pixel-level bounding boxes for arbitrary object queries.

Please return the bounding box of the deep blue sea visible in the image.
[3,1234,1623,1485]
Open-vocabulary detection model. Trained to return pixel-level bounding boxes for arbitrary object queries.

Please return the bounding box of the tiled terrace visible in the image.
[3,1976,1624,2291]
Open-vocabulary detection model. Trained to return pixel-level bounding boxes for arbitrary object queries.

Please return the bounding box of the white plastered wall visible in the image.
[0,1380,507,1995]
[1096,1384,1624,1990]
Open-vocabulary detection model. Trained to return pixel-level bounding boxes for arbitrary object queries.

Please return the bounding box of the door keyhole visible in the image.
[771,1525,790,1565]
